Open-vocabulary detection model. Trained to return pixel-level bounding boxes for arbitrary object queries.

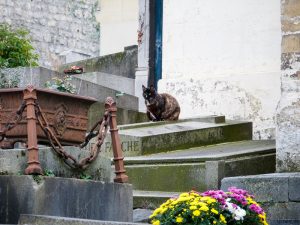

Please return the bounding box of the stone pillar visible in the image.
[276,0,300,172]
[135,0,150,112]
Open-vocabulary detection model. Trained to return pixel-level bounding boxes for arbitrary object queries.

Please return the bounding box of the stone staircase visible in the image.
[98,116,276,209]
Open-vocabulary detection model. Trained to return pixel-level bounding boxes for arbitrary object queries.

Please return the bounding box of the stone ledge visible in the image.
[0,176,133,224]
[221,173,300,220]
[0,147,111,182]
[18,214,145,225]
[221,173,292,202]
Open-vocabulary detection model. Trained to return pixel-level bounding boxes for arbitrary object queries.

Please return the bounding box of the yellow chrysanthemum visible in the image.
[207,198,217,204]
[220,214,227,223]
[152,220,160,225]
[190,192,200,197]
[193,210,201,216]
[176,216,184,223]
[213,221,217,224]
[199,205,209,212]
[189,205,197,210]
[178,196,192,202]
[179,193,189,198]
[211,208,219,215]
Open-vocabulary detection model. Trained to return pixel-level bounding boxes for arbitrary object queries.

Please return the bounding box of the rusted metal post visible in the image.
[24,86,42,175]
[105,97,128,183]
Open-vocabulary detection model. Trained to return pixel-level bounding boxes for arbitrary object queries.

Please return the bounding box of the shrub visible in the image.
[0,23,39,68]
[150,187,268,225]
[44,75,76,94]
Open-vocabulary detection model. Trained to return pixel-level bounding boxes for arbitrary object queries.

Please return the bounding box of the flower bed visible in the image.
[150,187,268,225]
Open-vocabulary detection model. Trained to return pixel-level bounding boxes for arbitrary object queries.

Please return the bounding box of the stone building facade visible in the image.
[276,0,300,172]
[156,0,282,140]
[0,0,100,69]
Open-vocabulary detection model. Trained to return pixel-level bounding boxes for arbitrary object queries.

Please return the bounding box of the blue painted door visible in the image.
[154,0,163,89]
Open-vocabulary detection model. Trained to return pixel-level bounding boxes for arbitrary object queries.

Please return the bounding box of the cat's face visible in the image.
[142,85,156,106]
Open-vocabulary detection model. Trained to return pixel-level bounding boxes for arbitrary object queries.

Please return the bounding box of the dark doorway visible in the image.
[148,0,163,89]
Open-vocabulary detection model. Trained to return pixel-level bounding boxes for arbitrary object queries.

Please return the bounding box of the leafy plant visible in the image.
[32,175,43,184]
[0,23,39,68]
[0,72,20,88]
[150,187,268,225]
[44,75,76,94]
[44,169,55,177]
[79,173,92,180]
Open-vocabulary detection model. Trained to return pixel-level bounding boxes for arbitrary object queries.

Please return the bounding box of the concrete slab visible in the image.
[0,146,111,182]
[99,117,252,157]
[18,215,144,225]
[0,176,133,224]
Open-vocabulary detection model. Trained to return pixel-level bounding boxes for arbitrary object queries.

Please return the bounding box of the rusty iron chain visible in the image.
[34,101,110,169]
[0,100,26,142]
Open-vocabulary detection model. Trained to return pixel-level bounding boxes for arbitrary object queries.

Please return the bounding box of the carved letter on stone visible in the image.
[54,104,68,137]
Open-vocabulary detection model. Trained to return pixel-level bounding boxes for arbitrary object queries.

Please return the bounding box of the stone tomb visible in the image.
[94,116,253,157]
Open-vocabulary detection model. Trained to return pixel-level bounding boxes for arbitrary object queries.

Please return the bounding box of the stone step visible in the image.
[127,140,275,200]
[73,72,135,96]
[133,190,180,209]
[99,116,252,157]
[18,214,145,225]
[58,45,137,79]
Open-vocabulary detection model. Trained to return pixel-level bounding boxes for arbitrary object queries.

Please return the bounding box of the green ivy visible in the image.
[0,23,39,68]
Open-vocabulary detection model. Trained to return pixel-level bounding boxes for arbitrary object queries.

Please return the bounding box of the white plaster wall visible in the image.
[97,0,138,56]
[159,0,281,139]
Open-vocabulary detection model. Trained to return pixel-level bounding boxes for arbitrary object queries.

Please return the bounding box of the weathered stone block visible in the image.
[282,20,300,33]
[276,96,300,172]
[281,0,300,18]
[268,220,300,225]
[18,214,145,225]
[0,147,111,182]
[221,174,289,203]
[288,174,300,201]
[127,163,206,192]
[225,154,276,177]
[263,202,300,220]
[0,176,133,224]
[282,34,300,53]
[205,160,225,190]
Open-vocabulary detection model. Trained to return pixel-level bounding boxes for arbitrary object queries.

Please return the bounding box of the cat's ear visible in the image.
[142,85,146,91]
[149,85,156,93]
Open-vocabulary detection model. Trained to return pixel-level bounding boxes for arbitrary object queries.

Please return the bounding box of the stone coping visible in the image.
[124,140,275,164]
[18,214,144,225]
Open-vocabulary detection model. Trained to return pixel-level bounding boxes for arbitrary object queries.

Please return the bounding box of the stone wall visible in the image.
[0,0,100,69]
[159,0,281,139]
[0,176,133,224]
[276,0,300,172]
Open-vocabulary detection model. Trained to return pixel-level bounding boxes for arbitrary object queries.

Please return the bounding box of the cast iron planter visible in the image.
[0,87,97,146]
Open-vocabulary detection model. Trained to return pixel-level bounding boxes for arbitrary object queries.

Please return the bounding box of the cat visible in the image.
[142,85,180,121]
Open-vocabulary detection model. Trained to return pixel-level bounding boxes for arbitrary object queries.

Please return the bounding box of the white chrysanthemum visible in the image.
[225,198,246,221]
